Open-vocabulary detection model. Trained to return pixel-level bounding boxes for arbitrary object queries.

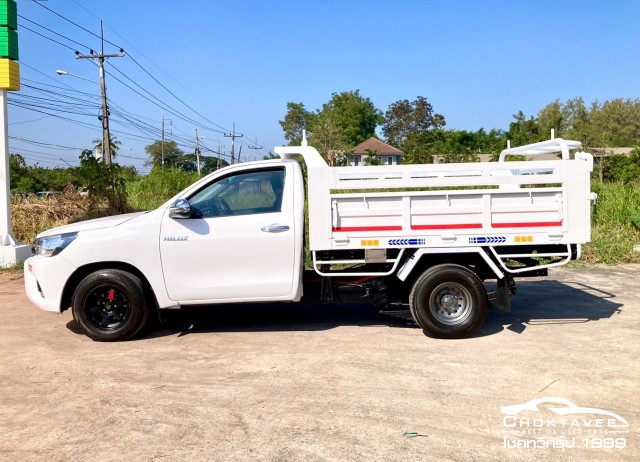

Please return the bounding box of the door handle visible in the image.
[261,224,290,233]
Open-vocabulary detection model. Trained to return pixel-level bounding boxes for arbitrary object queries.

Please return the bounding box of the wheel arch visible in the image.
[397,247,503,289]
[60,262,159,314]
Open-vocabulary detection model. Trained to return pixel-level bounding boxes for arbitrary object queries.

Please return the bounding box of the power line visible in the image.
[8,136,84,150]
[20,63,81,91]
[126,53,231,133]
[18,4,265,160]
[8,96,97,117]
[11,93,100,111]
[32,0,123,50]
[18,14,92,51]
[106,65,225,133]
[96,11,262,143]
[22,78,99,97]
[109,108,198,148]
[8,101,106,130]
[9,115,51,125]
[14,77,201,152]
[33,1,266,152]
[19,24,79,52]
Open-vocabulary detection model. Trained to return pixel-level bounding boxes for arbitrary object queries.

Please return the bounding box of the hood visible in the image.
[37,211,149,238]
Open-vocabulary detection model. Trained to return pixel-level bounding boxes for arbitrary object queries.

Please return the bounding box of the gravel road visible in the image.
[0,265,638,461]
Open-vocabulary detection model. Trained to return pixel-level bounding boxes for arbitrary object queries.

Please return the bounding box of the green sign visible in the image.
[0,0,17,31]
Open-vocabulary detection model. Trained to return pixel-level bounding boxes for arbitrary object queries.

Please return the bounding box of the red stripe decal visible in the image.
[332,226,402,232]
[492,221,563,228]
[411,223,483,230]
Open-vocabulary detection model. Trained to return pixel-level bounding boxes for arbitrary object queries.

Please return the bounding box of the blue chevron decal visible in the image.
[388,238,426,246]
[469,236,506,244]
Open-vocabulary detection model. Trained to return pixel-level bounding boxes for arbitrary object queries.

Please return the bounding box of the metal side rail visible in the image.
[313,249,405,277]
[488,244,573,274]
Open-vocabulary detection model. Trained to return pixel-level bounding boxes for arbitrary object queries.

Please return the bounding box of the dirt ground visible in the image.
[0,265,638,462]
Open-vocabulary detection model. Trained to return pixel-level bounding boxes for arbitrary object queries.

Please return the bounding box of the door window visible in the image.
[188,168,285,218]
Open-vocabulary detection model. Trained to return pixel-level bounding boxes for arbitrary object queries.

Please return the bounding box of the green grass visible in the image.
[581,181,640,264]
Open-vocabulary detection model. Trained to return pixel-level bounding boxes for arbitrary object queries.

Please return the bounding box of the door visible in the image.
[159,166,296,302]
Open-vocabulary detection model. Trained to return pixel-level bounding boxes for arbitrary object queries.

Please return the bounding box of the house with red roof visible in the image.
[349,137,403,166]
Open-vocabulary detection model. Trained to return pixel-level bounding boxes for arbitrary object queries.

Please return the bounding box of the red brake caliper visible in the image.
[107,289,115,301]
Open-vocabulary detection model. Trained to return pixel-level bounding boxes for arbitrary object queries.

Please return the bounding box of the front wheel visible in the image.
[409,264,488,339]
[72,269,149,342]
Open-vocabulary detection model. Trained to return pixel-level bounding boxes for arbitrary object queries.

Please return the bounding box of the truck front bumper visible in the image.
[24,255,76,313]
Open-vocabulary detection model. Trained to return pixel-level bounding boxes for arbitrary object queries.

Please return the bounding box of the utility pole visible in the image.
[160,115,171,169]
[161,115,165,169]
[75,20,124,165]
[195,129,201,176]
[249,138,262,161]
[224,123,243,164]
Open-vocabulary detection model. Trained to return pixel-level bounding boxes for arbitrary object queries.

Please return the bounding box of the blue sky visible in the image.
[9,0,640,173]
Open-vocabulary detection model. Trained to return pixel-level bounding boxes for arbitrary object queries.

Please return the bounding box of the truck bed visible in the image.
[276,138,594,277]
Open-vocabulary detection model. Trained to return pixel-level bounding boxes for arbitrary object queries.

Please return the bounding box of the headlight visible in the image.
[34,232,78,257]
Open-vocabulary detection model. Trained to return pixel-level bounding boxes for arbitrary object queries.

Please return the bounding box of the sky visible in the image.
[8,0,640,173]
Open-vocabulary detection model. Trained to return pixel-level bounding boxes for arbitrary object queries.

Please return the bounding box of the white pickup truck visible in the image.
[24,137,595,341]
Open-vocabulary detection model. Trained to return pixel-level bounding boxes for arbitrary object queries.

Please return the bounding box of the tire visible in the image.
[409,264,488,339]
[71,269,149,342]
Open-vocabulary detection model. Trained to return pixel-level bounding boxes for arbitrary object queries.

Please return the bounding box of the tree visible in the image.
[144,140,185,169]
[531,97,640,149]
[77,149,128,213]
[92,135,122,160]
[280,90,383,154]
[562,97,592,145]
[382,96,446,147]
[318,90,383,147]
[537,99,565,138]
[200,156,228,175]
[279,102,313,146]
[308,111,350,161]
[400,131,441,164]
[589,98,640,147]
[507,111,541,146]
[8,153,27,190]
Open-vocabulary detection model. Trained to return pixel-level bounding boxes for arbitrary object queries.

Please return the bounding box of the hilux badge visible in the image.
[163,236,188,242]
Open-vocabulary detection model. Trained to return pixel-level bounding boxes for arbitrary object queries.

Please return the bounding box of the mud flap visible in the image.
[488,276,516,312]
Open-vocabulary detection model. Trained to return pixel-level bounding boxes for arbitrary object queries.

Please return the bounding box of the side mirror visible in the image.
[169,199,192,219]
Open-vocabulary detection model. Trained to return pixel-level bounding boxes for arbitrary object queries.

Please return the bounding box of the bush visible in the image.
[599,155,640,183]
[581,181,640,264]
[77,150,130,214]
[127,167,199,210]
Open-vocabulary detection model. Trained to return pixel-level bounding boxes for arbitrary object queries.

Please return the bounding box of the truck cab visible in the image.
[25,158,306,341]
[158,161,305,303]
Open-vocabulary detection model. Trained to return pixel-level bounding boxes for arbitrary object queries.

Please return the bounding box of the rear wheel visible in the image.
[409,264,488,339]
[72,269,149,342]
